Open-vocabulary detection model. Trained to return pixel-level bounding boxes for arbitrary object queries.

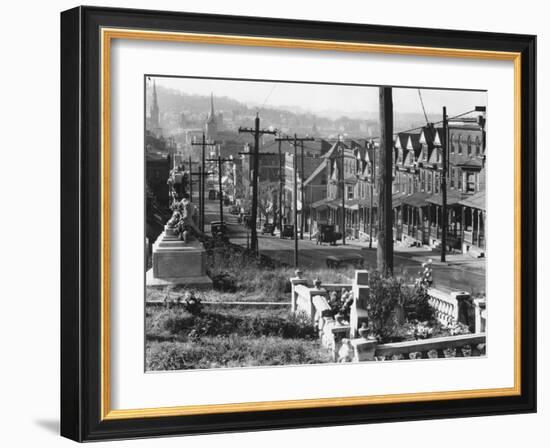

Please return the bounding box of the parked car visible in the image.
[261,223,275,235]
[210,221,228,241]
[208,189,218,200]
[229,205,240,215]
[315,224,342,246]
[281,224,294,239]
[325,253,364,269]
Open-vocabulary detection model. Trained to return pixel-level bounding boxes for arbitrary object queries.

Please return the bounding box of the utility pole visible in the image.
[339,141,347,246]
[188,156,193,200]
[278,138,284,236]
[192,133,217,233]
[190,166,213,232]
[369,140,376,249]
[238,115,277,253]
[207,156,233,224]
[441,106,448,263]
[275,134,314,266]
[377,87,394,275]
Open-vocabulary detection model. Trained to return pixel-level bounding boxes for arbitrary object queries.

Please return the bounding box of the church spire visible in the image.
[206,92,217,124]
[153,80,159,110]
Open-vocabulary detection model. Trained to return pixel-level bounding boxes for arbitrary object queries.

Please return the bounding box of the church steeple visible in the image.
[150,79,160,131]
[207,92,216,124]
[205,92,218,141]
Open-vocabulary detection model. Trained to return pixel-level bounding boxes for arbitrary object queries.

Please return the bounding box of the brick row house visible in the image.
[392,115,486,255]
[308,112,486,256]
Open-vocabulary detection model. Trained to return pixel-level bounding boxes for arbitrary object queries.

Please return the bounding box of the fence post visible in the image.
[290,269,308,313]
[350,270,370,338]
[473,297,487,333]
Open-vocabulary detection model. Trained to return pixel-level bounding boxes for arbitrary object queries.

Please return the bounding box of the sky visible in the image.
[151,76,486,119]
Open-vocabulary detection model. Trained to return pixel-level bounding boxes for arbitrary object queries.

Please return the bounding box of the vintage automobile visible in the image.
[210,221,228,241]
[261,223,275,235]
[281,224,294,239]
[208,189,219,200]
[315,224,342,246]
[325,253,365,269]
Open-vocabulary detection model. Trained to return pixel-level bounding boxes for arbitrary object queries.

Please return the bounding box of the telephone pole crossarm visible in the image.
[238,117,278,254]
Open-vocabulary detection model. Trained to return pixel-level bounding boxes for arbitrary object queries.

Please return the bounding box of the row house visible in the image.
[310,138,378,239]
[392,114,486,255]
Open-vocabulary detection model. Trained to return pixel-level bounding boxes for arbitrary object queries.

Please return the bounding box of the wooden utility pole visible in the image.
[275,134,314,266]
[278,139,284,236]
[339,142,347,245]
[207,156,233,224]
[377,87,394,275]
[188,156,193,200]
[369,140,376,249]
[441,106,448,262]
[192,133,217,232]
[238,115,277,253]
[190,166,213,231]
[300,141,305,239]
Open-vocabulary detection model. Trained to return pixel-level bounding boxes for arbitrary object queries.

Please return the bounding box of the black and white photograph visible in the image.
[144,76,488,371]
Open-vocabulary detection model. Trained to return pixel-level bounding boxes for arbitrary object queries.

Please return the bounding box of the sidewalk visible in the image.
[305,231,486,268]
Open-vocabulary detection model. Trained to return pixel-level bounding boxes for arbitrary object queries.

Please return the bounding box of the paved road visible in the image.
[200,198,486,294]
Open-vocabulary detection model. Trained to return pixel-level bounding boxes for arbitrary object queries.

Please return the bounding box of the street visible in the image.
[200,197,486,294]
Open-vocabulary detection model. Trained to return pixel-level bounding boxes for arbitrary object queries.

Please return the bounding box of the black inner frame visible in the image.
[61,6,536,442]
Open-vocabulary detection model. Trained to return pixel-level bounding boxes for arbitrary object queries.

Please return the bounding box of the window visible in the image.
[451,134,457,154]
[458,135,463,155]
[434,173,440,193]
[467,135,472,155]
[347,185,354,200]
[421,170,425,191]
[475,136,481,156]
[457,170,463,190]
[427,172,432,193]
[466,172,475,192]
[450,168,455,188]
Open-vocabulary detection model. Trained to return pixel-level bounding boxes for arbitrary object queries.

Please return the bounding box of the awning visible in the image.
[426,190,466,206]
[459,191,486,211]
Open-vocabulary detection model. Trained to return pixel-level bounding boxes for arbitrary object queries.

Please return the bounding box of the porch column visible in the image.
[461,206,465,242]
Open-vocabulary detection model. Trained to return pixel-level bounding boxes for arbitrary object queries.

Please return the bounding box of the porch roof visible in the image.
[426,189,466,206]
[392,192,408,208]
[401,192,432,208]
[459,191,486,211]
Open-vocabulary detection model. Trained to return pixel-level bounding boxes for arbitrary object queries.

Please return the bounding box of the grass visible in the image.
[145,304,331,370]
[146,336,332,371]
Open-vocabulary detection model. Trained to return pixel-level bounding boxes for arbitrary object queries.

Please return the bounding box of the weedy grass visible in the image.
[145,304,330,370]
[146,336,332,370]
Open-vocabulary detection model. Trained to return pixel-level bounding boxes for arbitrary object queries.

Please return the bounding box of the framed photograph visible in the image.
[60,6,536,442]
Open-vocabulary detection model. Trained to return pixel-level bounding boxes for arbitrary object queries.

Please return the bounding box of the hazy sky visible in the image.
[151,76,486,119]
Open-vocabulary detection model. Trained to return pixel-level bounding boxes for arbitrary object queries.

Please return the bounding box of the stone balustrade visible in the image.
[289,269,487,363]
[348,333,487,362]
